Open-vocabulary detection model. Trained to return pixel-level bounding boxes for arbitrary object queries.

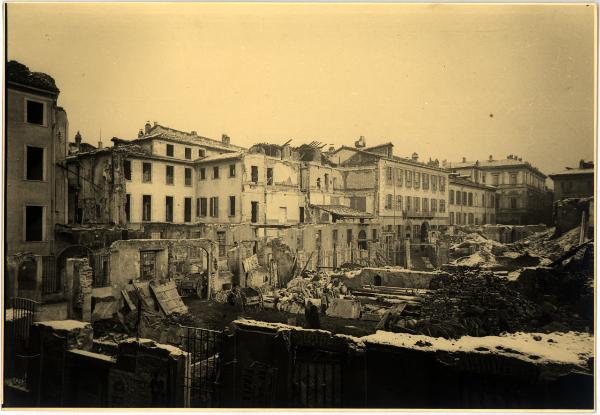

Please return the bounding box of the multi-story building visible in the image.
[448,175,497,226]
[331,142,450,242]
[5,61,70,303]
[446,155,550,225]
[549,160,594,201]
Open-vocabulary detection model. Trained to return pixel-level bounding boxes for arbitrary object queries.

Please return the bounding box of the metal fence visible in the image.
[5,297,40,383]
[179,326,223,407]
[41,256,60,294]
[291,346,343,408]
[90,253,111,288]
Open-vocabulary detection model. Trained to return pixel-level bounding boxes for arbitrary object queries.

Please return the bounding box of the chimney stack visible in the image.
[138,129,144,138]
[190,131,197,136]
[354,136,366,148]
[489,155,493,161]
[75,131,82,145]
[144,121,152,134]
[221,134,230,145]
[462,156,466,163]
[97,140,103,149]
[412,152,419,162]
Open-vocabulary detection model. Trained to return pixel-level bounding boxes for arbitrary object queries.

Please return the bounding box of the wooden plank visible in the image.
[121,289,137,312]
[150,280,188,315]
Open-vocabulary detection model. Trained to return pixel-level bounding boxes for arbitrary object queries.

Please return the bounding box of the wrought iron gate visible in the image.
[179,326,223,407]
[5,297,39,384]
[291,347,343,408]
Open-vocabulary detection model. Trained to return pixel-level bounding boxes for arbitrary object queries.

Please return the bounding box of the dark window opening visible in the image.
[165,196,174,222]
[185,168,192,186]
[217,231,226,257]
[198,149,206,158]
[140,250,157,280]
[142,195,152,221]
[184,197,192,222]
[166,144,174,157]
[210,197,219,217]
[213,166,219,179]
[124,160,131,180]
[26,146,44,180]
[229,196,236,216]
[267,168,273,185]
[26,100,44,125]
[25,205,43,241]
[143,163,152,182]
[229,164,236,177]
[196,198,200,217]
[166,165,174,185]
[185,147,192,159]
[251,201,259,223]
[200,168,206,180]
[299,207,305,223]
[200,197,207,217]
[251,166,258,183]
[125,194,131,222]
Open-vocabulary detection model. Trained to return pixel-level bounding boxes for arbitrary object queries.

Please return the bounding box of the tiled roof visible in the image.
[448,158,546,178]
[147,124,246,151]
[7,60,59,94]
[449,176,497,191]
[312,204,372,218]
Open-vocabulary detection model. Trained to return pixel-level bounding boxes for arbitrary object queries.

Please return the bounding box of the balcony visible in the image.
[403,209,437,219]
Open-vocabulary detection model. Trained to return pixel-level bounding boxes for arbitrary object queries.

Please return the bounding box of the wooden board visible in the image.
[132,281,158,311]
[150,280,188,315]
[242,254,259,273]
[121,289,137,312]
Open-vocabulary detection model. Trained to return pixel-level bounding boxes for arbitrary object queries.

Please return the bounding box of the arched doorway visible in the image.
[373,275,382,286]
[357,230,368,250]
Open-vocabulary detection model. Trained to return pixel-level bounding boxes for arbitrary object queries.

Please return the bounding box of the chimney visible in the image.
[412,152,419,162]
[144,121,152,134]
[75,131,82,145]
[221,134,230,145]
[138,129,144,138]
[153,121,158,127]
[355,136,366,148]
[462,156,466,163]
[97,140,103,149]
[329,146,336,153]
[190,131,197,136]
[489,155,493,161]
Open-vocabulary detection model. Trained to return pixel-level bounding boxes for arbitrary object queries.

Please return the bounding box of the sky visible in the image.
[6,3,596,178]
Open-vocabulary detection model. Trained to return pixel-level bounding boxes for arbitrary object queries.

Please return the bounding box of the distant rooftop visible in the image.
[447,155,546,178]
[7,60,59,94]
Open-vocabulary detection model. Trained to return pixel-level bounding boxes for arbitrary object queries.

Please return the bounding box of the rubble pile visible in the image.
[512,226,582,262]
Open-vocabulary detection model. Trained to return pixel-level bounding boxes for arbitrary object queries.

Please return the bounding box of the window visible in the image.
[440,199,446,213]
[251,166,259,183]
[439,176,446,191]
[372,229,378,241]
[333,177,337,189]
[184,197,192,222]
[385,194,393,210]
[165,196,174,222]
[217,231,226,257]
[210,197,219,217]
[396,168,403,186]
[166,144,174,157]
[143,163,152,182]
[510,173,517,185]
[142,195,152,221]
[140,250,157,280]
[510,197,518,209]
[299,207,305,223]
[199,197,207,217]
[213,166,219,179]
[267,168,273,185]
[347,229,353,244]
[413,225,420,238]
[431,176,438,191]
[431,199,437,212]
[124,160,131,180]
[449,190,454,204]
[468,192,473,206]
[316,178,321,189]
[493,174,500,186]
[185,168,192,186]
[324,173,329,190]
[396,195,403,211]
[251,201,259,223]
[198,149,206,158]
[449,212,454,225]
[25,146,44,181]
[166,165,174,185]
[229,196,236,216]
[462,192,467,205]
[455,191,461,205]
[229,164,236,178]
[422,173,429,190]
[25,99,44,125]
[386,167,393,185]
[125,194,131,222]
[406,195,411,211]
[185,147,192,159]
[414,197,420,212]
[196,198,200,217]
[405,170,412,188]
[332,229,338,244]
[25,205,44,241]
[422,198,428,212]
[200,168,206,180]
[468,213,474,224]
[414,172,420,189]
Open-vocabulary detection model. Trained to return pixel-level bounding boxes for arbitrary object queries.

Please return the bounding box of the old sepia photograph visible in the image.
[2,2,596,410]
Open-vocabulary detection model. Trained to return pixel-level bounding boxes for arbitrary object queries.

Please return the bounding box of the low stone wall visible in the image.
[220,319,594,409]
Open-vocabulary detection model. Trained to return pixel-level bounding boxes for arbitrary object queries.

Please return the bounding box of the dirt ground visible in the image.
[183,297,377,337]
